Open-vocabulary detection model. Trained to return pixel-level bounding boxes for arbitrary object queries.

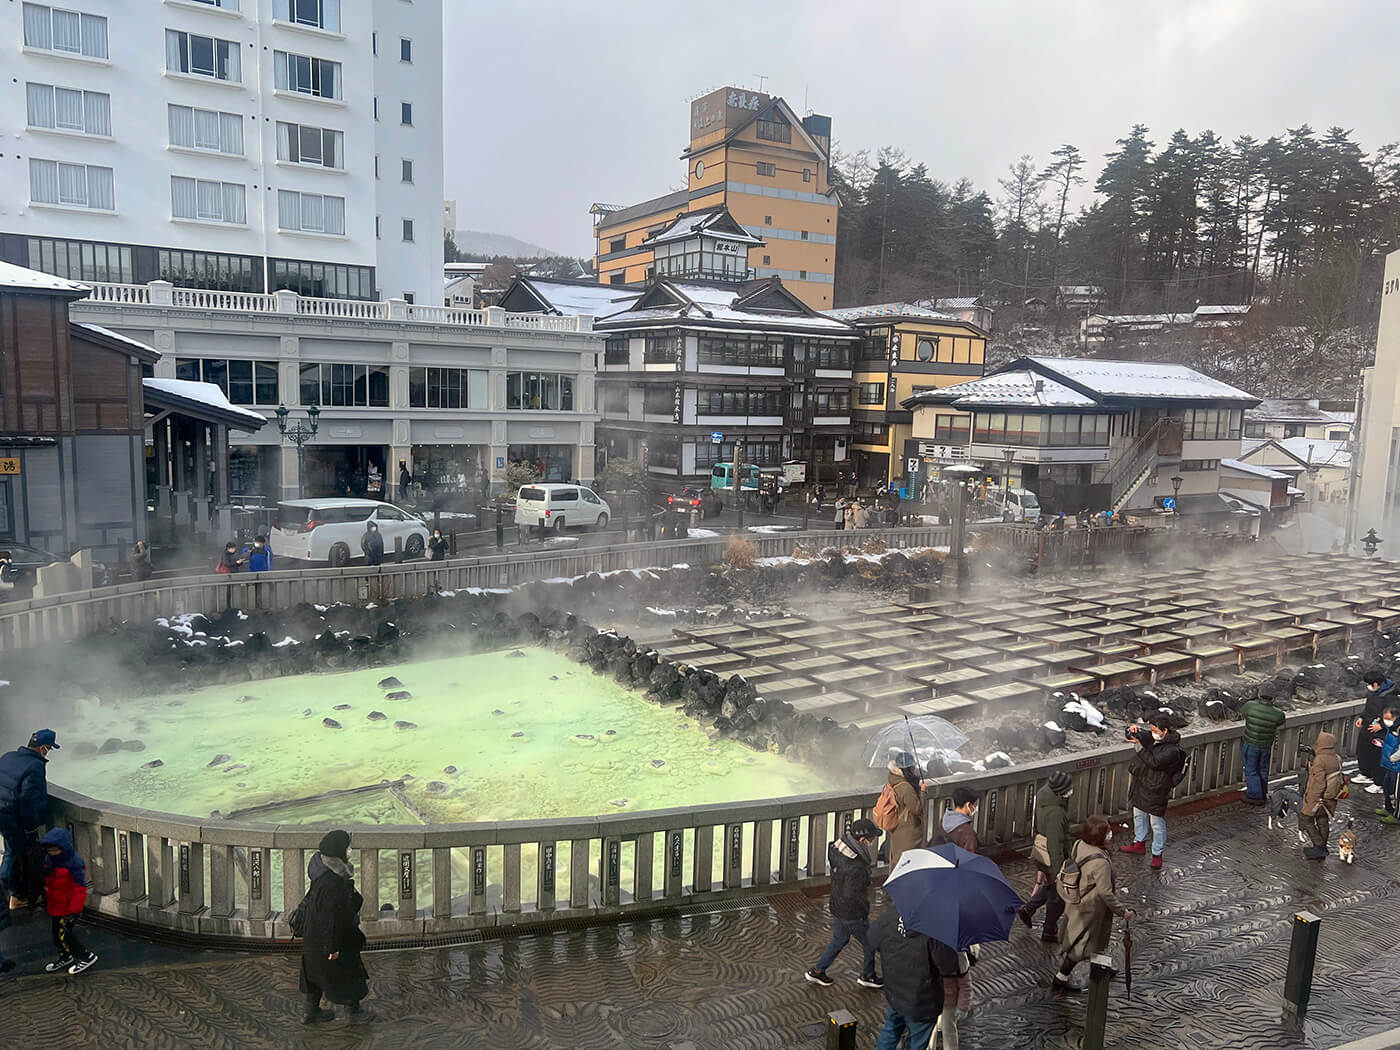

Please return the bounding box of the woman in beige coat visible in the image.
[885,754,926,869]
[1053,814,1133,992]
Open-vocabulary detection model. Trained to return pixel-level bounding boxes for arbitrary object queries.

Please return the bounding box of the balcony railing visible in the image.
[76,281,592,333]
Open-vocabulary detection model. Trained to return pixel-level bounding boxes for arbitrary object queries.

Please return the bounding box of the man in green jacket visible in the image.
[1241,690,1286,804]
[1017,769,1072,941]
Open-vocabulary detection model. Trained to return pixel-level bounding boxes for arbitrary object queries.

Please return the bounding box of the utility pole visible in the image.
[733,438,745,531]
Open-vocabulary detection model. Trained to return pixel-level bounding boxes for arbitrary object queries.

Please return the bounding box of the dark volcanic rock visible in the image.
[207,753,231,767]
[322,718,342,729]
[333,704,351,711]
[378,676,403,689]
[386,690,412,701]
[1040,722,1068,749]
[443,765,458,774]
[367,711,387,721]
[491,708,505,716]
[426,781,448,794]
[140,759,164,769]
[394,720,417,730]
[97,738,123,754]
[506,649,527,659]
[120,740,145,752]
[235,695,257,703]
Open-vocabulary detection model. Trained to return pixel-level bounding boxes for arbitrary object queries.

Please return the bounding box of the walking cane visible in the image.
[1123,916,1134,998]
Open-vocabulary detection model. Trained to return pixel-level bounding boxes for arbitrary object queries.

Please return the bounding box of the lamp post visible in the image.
[943,462,981,593]
[1170,474,1184,528]
[275,404,320,499]
[1002,447,1016,510]
[1362,529,1383,557]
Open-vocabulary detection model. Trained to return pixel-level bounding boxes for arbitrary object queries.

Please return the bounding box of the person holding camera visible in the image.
[1120,717,1186,869]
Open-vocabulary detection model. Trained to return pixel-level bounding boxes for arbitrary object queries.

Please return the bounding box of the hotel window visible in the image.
[166,30,241,82]
[800,230,809,240]
[696,389,783,416]
[603,337,629,366]
[270,259,372,299]
[764,215,772,224]
[22,4,107,58]
[171,177,246,224]
[642,385,673,416]
[299,363,389,407]
[401,102,413,125]
[799,270,807,280]
[28,237,133,283]
[408,367,487,409]
[277,190,346,235]
[696,334,783,368]
[762,255,771,265]
[756,162,776,177]
[27,84,110,136]
[608,238,626,254]
[170,105,244,155]
[1180,459,1220,472]
[190,0,239,7]
[600,384,629,414]
[402,219,414,242]
[29,159,114,210]
[158,249,259,291]
[858,327,890,361]
[803,168,812,182]
[273,0,340,32]
[506,372,575,411]
[375,216,381,239]
[1182,407,1242,441]
[811,390,851,414]
[275,121,344,168]
[933,414,970,444]
[400,38,412,61]
[176,359,279,405]
[274,51,341,99]
[401,159,413,183]
[644,332,683,364]
[608,273,626,285]
[857,382,885,405]
[756,116,791,143]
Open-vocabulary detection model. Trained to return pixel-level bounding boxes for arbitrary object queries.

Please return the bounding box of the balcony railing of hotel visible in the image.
[77,281,592,333]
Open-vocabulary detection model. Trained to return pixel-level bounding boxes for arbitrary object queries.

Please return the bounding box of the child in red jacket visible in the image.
[42,828,97,975]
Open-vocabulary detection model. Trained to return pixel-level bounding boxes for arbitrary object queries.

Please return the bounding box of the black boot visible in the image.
[302,995,335,1024]
[347,1001,377,1025]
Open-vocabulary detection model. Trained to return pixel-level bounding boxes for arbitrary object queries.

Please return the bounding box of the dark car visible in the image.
[0,541,61,597]
[666,486,722,519]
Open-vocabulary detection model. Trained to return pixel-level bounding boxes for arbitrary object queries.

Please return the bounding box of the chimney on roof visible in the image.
[1034,380,1045,393]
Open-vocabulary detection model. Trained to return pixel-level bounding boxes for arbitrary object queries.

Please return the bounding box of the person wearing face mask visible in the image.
[805,818,883,989]
[1354,671,1397,793]
[1378,708,1400,825]
[427,528,448,561]
[1019,770,1073,942]
[1300,730,1345,858]
[1121,718,1186,869]
[939,788,981,853]
[1054,815,1133,992]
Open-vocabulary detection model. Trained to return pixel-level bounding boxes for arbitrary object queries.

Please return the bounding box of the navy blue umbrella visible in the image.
[882,843,1023,950]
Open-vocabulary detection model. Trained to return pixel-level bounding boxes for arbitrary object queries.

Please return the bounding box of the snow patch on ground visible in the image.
[746,525,800,534]
[645,607,678,617]
[272,636,299,648]
[1063,697,1106,729]
[687,528,719,538]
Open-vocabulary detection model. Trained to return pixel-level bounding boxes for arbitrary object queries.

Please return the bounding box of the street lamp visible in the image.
[943,462,981,593]
[1363,529,1383,557]
[275,404,320,499]
[1002,447,1016,505]
[1170,474,1183,528]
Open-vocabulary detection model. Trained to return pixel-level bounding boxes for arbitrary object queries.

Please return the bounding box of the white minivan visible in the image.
[271,499,431,566]
[998,487,1042,523]
[513,484,611,532]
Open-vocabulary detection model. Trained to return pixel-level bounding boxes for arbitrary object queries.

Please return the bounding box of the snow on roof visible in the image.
[600,281,857,336]
[72,323,159,357]
[143,378,268,428]
[823,301,956,323]
[1326,409,1355,425]
[1221,458,1289,480]
[1219,489,1273,512]
[907,370,1096,409]
[645,210,762,247]
[1245,398,1335,424]
[1194,304,1250,317]
[1058,285,1103,296]
[1275,436,1351,468]
[0,260,89,295]
[928,296,983,310]
[1023,356,1257,403]
[524,279,640,317]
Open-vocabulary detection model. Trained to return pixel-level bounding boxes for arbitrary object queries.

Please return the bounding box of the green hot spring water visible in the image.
[57,648,834,911]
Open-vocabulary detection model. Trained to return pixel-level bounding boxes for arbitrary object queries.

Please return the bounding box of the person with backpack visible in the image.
[1120,718,1186,869]
[804,818,883,989]
[1053,815,1133,992]
[1018,769,1073,942]
[876,752,926,869]
[1240,689,1286,805]
[1300,730,1345,858]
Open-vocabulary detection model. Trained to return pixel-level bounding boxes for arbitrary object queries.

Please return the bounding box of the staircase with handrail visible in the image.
[1108,417,1183,513]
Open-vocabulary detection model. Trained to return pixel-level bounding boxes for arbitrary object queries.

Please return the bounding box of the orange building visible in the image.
[591,87,839,309]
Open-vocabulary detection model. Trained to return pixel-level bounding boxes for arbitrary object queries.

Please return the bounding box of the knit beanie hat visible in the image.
[1047,770,1073,796]
[318,829,351,861]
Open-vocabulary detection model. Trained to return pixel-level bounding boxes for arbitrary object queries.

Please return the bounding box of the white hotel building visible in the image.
[2,0,443,305]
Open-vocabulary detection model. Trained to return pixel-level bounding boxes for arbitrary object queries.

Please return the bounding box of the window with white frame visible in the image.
[400,38,412,61]
[171,177,246,224]
[22,4,107,59]
[275,121,344,168]
[273,50,341,99]
[401,219,414,242]
[277,190,345,235]
[29,159,114,210]
[401,159,413,183]
[165,30,241,82]
[189,0,239,8]
[273,0,340,32]
[168,104,243,155]
[26,83,110,136]
[400,102,412,125]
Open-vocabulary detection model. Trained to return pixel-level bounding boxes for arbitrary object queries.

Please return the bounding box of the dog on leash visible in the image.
[1268,786,1307,842]
[1338,818,1357,864]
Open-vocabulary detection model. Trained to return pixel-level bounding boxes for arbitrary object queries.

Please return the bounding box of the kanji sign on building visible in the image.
[0,458,20,475]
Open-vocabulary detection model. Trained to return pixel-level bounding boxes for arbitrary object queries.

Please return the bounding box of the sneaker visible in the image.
[1119,840,1147,855]
[1351,774,1373,785]
[1366,784,1384,794]
[1051,973,1083,994]
[1376,807,1391,817]
[1150,853,1163,869]
[9,897,29,911]
[68,953,98,975]
[44,956,75,974]
[1016,907,1033,929]
[1380,814,1400,826]
[856,975,884,989]
[302,1007,336,1025]
[804,969,834,987]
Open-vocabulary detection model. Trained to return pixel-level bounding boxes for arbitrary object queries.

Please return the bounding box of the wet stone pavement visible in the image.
[4,798,1399,1050]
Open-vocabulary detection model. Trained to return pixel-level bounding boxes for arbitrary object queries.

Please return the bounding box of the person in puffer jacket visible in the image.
[41,828,97,975]
[805,818,882,989]
[870,904,952,1050]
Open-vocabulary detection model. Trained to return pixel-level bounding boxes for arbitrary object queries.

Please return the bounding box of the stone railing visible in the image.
[49,699,1360,944]
[77,281,592,333]
[0,526,952,650]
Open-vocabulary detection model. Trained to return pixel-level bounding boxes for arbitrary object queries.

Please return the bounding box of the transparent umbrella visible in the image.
[863,715,970,769]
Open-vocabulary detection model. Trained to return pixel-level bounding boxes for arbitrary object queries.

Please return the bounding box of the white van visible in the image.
[998,487,1042,523]
[271,499,431,566]
[513,484,611,532]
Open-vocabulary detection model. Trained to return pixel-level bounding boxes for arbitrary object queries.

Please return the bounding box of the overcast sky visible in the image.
[444,0,1398,258]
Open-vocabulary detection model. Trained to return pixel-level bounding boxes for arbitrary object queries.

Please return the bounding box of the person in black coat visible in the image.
[428,528,448,561]
[360,522,385,566]
[0,729,58,908]
[299,830,371,1025]
[1121,719,1186,867]
[870,904,951,1049]
[1354,671,1397,789]
[805,818,881,988]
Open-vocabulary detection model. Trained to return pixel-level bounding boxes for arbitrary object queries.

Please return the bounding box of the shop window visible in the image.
[408,367,487,409]
[857,382,885,405]
[506,372,575,411]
